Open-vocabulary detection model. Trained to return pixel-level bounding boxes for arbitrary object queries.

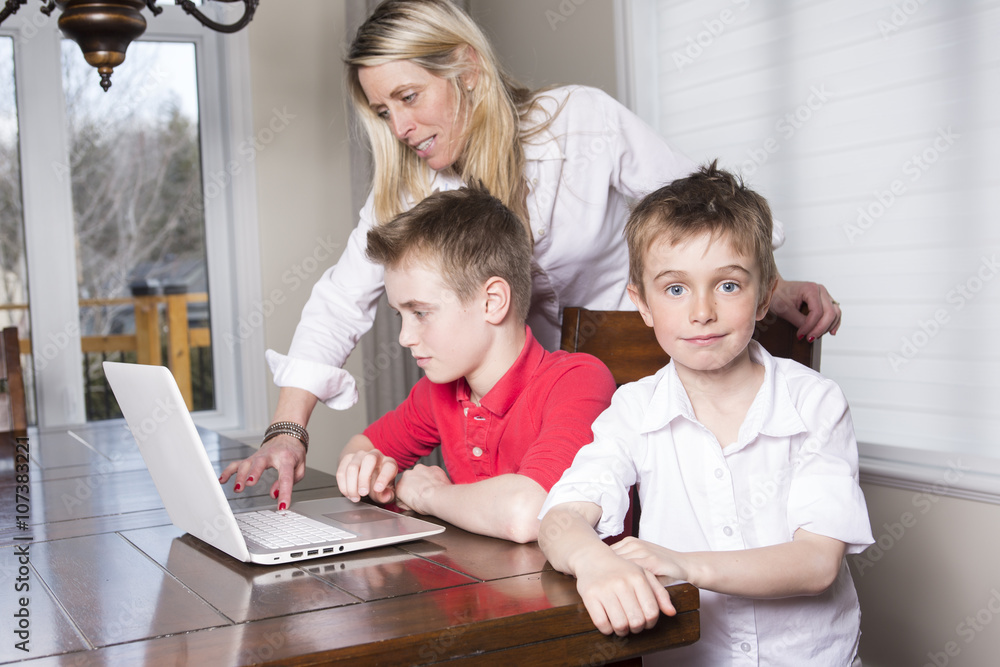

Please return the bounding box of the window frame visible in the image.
[1,4,266,436]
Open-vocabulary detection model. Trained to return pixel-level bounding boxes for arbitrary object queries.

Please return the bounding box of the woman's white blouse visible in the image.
[266,86,786,407]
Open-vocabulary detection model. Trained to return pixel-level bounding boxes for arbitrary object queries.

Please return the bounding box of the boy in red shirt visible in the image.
[336,185,615,543]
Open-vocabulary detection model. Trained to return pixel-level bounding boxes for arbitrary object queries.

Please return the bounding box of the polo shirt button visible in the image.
[472,447,483,457]
[723,526,733,537]
[714,468,724,479]
[741,642,751,653]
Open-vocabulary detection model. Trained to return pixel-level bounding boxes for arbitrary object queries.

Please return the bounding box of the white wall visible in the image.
[247,2,368,475]
[468,0,618,95]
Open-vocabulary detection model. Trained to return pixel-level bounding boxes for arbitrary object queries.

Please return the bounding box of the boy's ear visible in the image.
[482,276,511,325]
[756,277,778,321]
[627,284,655,329]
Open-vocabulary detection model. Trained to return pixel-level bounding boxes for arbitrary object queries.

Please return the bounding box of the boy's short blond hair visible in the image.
[625,161,778,305]
[366,184,532,322]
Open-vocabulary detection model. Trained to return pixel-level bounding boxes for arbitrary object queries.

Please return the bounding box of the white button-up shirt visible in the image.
[266,86,786,408]
[541,343,874,666]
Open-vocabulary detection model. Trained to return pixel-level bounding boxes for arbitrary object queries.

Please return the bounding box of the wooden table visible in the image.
[1,422,698,665]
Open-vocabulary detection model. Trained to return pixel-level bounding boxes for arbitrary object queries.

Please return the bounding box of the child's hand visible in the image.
[394,464,451,515]
[574,548,676,636]
[336,448,399,505]
[611,537,688,581]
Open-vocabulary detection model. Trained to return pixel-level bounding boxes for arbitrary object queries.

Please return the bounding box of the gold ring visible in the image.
[832,300,840,306]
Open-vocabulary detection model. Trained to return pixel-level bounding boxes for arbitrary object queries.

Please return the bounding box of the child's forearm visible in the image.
[620,528,846,598]
[408,472,548,543]
[538,502,608,574]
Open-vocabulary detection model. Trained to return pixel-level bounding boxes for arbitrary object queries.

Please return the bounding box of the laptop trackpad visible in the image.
[324,508,396,524]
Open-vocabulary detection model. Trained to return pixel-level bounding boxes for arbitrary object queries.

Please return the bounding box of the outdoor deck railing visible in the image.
[0,292,212,420]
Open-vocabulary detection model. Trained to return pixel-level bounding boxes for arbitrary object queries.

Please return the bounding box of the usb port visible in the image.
[307,549,318,555]
[323,548,334,554]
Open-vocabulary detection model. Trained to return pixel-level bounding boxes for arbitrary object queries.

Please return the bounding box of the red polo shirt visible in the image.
[363,328,615,491]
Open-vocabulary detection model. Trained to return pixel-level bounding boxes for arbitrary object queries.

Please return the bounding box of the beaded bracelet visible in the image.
[262,421,309,452]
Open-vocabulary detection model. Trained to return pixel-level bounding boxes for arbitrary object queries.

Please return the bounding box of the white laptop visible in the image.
[103,361,444,565]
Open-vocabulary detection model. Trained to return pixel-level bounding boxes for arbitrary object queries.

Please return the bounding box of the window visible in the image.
[619,0,1000,499]
[0,6,265,435]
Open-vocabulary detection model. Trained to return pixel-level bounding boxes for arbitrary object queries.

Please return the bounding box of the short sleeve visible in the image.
[515,355,616,492]
[363,378,442,470]
[786,381,874,554]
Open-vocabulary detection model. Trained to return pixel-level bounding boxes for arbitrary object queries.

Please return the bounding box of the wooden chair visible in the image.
[1,326,28,442]
[561,307,820,383]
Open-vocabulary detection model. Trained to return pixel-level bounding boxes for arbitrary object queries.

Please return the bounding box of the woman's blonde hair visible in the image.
[347,0,545,231]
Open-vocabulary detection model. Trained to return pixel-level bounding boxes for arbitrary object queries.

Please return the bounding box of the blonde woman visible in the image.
[221,0,842,510]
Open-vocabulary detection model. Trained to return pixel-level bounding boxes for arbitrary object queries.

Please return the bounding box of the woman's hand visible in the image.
[770,276,842,341]
[218,435,307,510]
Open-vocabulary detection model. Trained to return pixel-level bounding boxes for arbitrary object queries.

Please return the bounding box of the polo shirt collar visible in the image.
[454,326,542,417]
[640,341,807,447]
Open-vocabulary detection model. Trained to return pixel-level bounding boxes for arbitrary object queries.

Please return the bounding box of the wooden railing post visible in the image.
[164,284,193,410]
[131,280,162,366]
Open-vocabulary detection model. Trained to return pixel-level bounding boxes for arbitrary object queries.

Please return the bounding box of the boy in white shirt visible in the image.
[538,163,874,666]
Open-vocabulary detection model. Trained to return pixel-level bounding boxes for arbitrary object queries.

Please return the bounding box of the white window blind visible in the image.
[621,0,1000,498]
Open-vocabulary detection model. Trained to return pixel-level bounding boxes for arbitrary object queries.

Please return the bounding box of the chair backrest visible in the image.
[560,307,819,385]
[1,326,28,438]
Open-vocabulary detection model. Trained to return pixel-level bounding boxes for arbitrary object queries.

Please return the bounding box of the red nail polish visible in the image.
[278,502,287,511]
[808,336,815,343]
[234,484,241,492]
[273,490,279,499]
[247,476,254,483]
[797,334,804,341]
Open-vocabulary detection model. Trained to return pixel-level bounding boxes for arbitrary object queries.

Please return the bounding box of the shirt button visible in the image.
[741,642,752,653]
[723,526,734,537]
[714,468,724,479]
[472,447,483,457]
[537,228,546,236]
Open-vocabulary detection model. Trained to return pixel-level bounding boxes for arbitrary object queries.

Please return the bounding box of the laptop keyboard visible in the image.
[236,509,355,550]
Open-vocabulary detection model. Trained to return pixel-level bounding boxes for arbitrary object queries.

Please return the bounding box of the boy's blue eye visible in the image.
[402,93,416,103]
[720,282,739,293]
[667,285,685,296]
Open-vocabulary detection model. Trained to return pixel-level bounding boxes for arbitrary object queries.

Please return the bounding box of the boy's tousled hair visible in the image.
[366,184,532,322]
[625,161,778,305]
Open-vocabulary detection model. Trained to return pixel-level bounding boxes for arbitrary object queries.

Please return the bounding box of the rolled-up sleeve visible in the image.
[540,390,641,540]
[786,382,874,554]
